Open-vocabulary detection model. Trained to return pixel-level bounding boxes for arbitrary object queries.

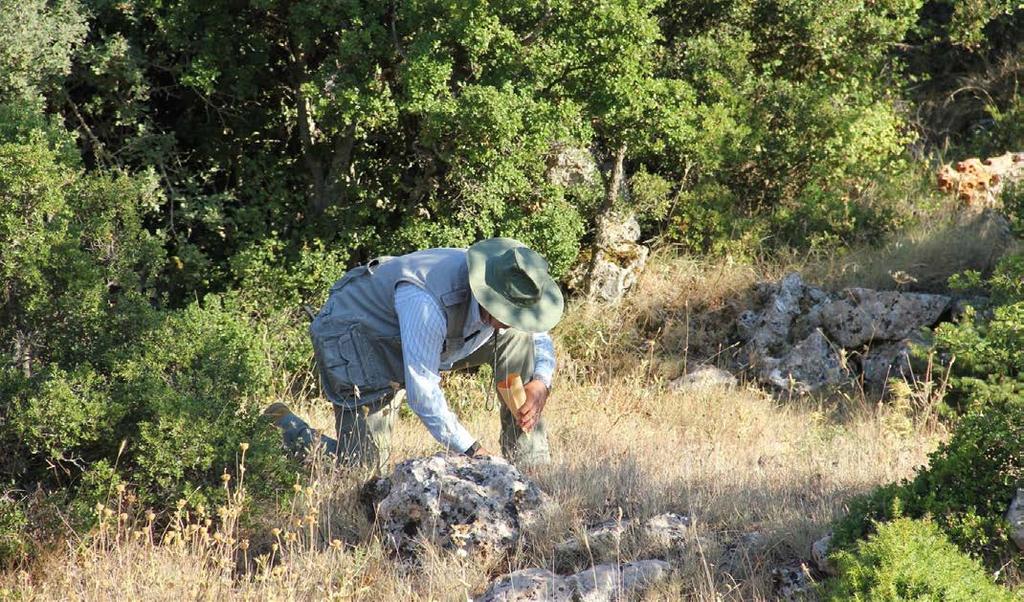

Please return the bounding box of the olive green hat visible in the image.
[467,238,564,333]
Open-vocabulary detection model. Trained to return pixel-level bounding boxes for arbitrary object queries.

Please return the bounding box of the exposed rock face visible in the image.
[373,453,551,558]
[546,145,598,188]
[937,152,1024,212]
[861,334,929,392]
[738,273,951,395]
[819,289,949,348]
[476,560,673,602]
[761,329,844,395]
[1008,489,1024,552]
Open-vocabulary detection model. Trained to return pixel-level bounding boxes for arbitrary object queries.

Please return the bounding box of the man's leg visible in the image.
[452,331,551,465]
[333,392,400,475]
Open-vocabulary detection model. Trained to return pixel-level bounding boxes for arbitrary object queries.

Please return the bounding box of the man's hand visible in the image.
[473,445,494,458]
[516,379,549,432]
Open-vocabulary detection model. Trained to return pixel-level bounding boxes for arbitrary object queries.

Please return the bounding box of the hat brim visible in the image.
[467,238,564,333]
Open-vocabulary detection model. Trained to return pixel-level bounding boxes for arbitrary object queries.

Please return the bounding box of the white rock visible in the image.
[375,453,551,558]
[545,145,598,188]
[1007,488,1024,552]
[643,512,691,549]
[475,568,574,602]
[763,329,846,395]
[554,518,628,561]
[820,289,950,348]
[554,512,691,563]
[571,560,673,602]
[669,365,737,391]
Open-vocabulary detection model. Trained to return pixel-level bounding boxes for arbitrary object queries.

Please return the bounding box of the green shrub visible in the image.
[934,253,1024,412]
[0,495,30,568]
[825,518,1015,601]
[831,391,1024,571]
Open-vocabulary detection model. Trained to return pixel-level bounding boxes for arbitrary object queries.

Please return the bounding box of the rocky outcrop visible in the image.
[819,289,949,348]
[370,453,551,558]
[738,273,950,395]
[546,145,598,188]
[476,560,673,602]
[580,212,650,303]
[937,152,1024,212]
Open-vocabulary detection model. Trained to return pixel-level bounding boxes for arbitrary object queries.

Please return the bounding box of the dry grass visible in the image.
[2,256,947,601]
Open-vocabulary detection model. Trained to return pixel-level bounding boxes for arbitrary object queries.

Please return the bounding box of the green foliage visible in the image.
[831,392,1024,571]
[933,252,1024,411]
[0,0,87,103]
[0,92,293,527]
[646,0,923,252]
[0,495,30,568]
[825,518,1015,601]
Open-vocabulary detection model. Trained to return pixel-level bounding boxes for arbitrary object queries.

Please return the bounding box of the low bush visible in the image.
[831,391,1024,572]
[825,518,1015,601]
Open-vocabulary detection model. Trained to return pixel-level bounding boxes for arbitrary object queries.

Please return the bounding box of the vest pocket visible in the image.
[311,319,371,397]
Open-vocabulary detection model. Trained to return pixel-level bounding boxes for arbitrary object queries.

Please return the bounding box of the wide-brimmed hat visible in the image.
[467,238,564,333]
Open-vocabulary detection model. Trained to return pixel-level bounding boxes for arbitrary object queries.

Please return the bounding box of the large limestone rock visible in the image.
[860,333,930,392]
[584,213,650,303]
[819,289,950,348]
[476,560,673,602]
[1008,489,1024,552]
[738,273,818,353]
[937,152,1024,213]
[372,453,551,557]
[546,145,598,188]
[761,329,845,395]
[736,272,954,397]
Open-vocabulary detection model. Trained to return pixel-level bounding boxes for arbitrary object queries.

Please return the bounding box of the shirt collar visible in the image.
[465,295,493,338]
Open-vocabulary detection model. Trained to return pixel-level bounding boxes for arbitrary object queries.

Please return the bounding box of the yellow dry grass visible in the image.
[2,254,946,601]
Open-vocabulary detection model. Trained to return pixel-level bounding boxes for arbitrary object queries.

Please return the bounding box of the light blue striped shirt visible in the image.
[394,282,555,453]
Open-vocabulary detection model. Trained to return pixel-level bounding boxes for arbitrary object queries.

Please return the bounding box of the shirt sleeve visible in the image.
[394,283,476,453]
[532,332,556,390]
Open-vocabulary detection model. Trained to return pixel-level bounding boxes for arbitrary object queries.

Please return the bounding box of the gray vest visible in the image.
[310,248,473,406]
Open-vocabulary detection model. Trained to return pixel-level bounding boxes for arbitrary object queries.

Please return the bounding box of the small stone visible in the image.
[811,532,835,576]
[642,513,691,549]
[773,561,815,601]
[570,560,673,602]
[669,365,737,391]
[475,568,574,602]
[554,518,629,562]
